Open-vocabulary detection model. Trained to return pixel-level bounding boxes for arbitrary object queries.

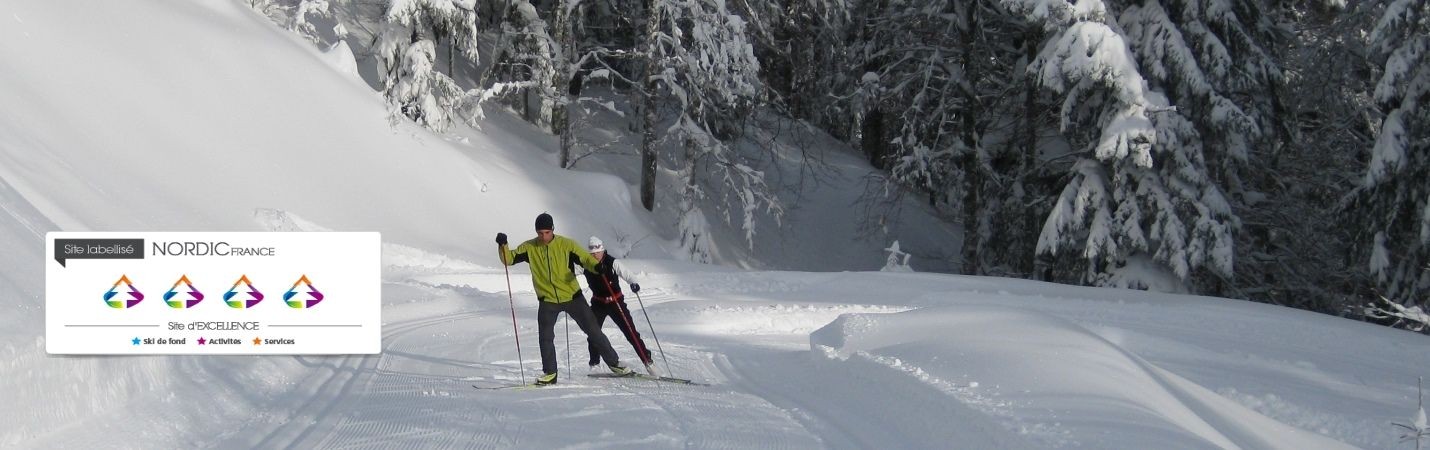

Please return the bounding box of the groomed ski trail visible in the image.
[201,265,1373,449]
[219,273,824,449]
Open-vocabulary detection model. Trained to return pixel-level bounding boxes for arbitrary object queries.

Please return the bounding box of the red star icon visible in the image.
[198,337,206,345]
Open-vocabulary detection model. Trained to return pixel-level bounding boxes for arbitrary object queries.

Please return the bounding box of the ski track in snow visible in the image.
[201,263,1370,449]
[1,226,1406,448]
[0,211,1391,449]
[219,265,980,449]
[220,275,826,449]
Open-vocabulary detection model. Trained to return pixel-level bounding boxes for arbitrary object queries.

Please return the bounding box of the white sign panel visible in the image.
[46,232,381,354]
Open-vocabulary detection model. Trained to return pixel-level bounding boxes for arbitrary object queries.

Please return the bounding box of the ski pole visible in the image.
[501,245,526,386]
[632,290,671,377]
[597,273,652,368]
[564,314,571,379]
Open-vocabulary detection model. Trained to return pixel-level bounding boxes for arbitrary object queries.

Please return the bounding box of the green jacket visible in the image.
[501,235,600,303]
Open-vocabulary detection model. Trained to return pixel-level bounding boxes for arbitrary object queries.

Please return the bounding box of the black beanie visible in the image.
[535,213,554,231]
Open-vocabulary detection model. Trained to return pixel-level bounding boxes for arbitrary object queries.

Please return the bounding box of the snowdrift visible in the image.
[812,306,1355,449]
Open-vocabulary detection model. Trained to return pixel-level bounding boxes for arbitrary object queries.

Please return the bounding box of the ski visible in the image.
[471,383,576,391]
[587,372,708,386]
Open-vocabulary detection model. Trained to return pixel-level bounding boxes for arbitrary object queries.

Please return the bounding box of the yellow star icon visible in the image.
[253,337,262,345]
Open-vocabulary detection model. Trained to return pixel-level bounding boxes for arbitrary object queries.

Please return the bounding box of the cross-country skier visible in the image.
[579,236,657,376]
[496,213,633,385]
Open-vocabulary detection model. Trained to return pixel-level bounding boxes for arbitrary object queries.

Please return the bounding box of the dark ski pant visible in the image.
[538,293,620,376]
[587,298,652,365]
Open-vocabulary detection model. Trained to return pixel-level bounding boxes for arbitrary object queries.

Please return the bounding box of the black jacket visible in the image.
[582,254,637,302]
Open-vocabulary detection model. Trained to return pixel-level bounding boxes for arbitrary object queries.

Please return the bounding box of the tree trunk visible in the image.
[1021,26,1043,276]
[861,108,885,169]
[639,0,660,211]
[555,1,575,169]
[640,85,658,211]
[958,1,983,276]
[523,87,535,123]
[556,102,572,168]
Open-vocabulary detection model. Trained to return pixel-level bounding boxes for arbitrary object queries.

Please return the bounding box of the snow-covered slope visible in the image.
[1,1,1426,449]
[0,0,653,258]
[559,94,962,272]
[0,0,657,445]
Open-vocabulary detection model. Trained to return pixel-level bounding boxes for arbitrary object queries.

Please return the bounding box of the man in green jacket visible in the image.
[497,213,632,385]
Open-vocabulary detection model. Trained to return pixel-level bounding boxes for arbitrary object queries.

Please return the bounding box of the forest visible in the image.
[252,0,1429,330]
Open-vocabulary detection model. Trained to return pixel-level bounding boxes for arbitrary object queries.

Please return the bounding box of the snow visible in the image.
[1023,4,1239,289]
[811,305,1354,449]
[1372,232,1393,282]
[1414,406,1427,433]
[1365,109,1408,187]
[320,40,362,84]
[881,241,914,272]
[1,0,1427,448]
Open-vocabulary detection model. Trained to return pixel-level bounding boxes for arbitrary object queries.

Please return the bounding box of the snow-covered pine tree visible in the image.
[248,0,288,24]
[476,0,559,126]
[1118,0,1283,191]
[637,0,781,258]
[737,0,854,136]
[479,0,705,173]
[1117,0,1287,295]
[1007,0,1236,290]
[724,0,859,203]
[546,0,650,169]
[291,0,333,45]
[475,0,653,168]
[1000,23,1063,279]
[1236,1,1373,311]
[854,0,1023,276]
[1354,0,1430,309]
[374,0,480,131]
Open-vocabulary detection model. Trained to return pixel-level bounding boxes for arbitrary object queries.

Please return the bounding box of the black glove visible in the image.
[495,232,508,246]
[630,283,640,293]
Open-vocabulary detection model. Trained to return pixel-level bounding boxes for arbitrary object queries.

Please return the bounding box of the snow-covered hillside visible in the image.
[1,1,1426,449]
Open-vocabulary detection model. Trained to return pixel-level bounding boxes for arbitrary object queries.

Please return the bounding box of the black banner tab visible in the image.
[54,238,144,267]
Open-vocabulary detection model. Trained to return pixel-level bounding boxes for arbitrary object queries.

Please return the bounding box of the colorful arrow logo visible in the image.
[103,275,144,308]
[223,275,264,308]
[284,275,324,309]
[163,275,204,309]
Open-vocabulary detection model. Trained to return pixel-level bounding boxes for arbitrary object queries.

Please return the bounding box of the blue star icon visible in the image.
[132,337,141,345]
